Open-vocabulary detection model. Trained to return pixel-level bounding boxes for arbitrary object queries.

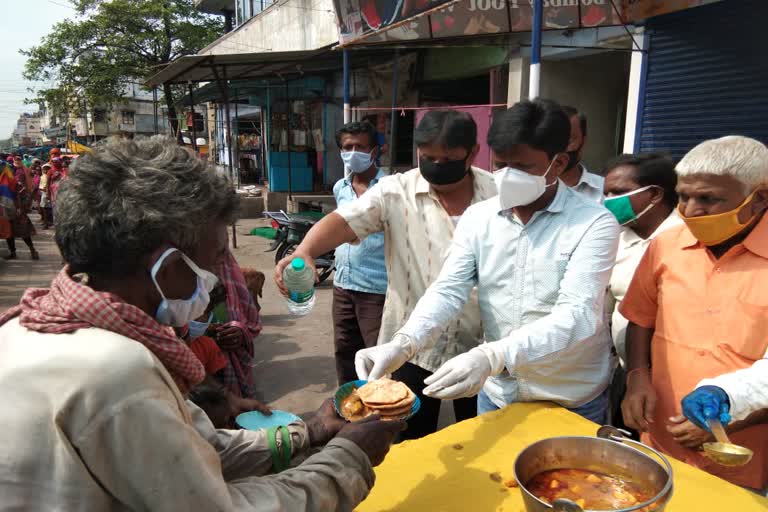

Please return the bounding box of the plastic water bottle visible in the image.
[283,257,316,316]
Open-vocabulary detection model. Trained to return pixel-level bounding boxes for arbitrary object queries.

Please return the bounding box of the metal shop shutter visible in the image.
[637,0,768,158]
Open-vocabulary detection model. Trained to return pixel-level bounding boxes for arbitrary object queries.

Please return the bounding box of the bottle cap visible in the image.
[291,258,305,271]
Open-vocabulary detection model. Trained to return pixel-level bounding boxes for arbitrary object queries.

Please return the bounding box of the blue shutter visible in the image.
[638,0,768,158]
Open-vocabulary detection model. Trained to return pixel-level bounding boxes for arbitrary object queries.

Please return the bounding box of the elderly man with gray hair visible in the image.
[620,135,768,492]
[0,137,403,511]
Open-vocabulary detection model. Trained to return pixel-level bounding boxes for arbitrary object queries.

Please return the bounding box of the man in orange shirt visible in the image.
[620,136,768,491]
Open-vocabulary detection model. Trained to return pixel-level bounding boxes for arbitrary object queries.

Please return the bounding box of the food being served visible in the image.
[341,390,373,421]
[526,469,659,511]
[339,378,416,422]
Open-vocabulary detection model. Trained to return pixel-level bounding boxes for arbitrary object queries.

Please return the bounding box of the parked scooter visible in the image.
[263,211,335,283]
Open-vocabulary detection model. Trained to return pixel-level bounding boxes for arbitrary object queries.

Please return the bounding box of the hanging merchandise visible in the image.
[312,129,324,151]
[367,53,418,104]
[238,133,261,151]
[293,130,307,147]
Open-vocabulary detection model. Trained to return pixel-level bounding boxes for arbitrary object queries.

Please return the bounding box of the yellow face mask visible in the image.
[679,191,758,246]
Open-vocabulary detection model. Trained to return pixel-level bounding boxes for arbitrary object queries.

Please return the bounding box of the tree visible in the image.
[22,0,223,140]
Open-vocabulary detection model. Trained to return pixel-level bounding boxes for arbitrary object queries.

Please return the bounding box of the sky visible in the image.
[0,1,74,139]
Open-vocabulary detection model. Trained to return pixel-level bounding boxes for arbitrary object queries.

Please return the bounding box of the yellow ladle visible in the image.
[702,418,753,467]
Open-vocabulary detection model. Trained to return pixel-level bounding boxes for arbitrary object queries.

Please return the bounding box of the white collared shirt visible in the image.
[335,167,497,372]
[397,183,620,408]
[571,164,605,203]
[606,210,683,365]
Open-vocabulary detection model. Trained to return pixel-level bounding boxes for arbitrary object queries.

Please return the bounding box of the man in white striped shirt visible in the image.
[356,99,620,423]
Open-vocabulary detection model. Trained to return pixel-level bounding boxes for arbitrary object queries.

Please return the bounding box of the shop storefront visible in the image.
[334,1,745,172]
[333,1,634,172]
[148,50,351,196]
[262,78,328,193]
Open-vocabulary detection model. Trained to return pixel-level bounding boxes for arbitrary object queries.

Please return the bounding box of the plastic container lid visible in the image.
[236,410,301,430]
[291,258,306,271]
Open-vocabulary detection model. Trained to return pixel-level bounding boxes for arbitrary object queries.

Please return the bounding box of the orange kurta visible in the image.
[620,215,768,490]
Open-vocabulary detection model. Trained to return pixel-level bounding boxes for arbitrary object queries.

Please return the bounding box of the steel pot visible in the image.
[514,426,673,512]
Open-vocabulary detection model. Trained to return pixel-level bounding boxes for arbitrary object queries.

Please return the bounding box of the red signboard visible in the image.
[621,0,721,20]
[334,0,722,46]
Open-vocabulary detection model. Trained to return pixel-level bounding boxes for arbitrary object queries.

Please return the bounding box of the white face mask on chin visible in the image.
[151,248,219,327]
[494,158,558,210]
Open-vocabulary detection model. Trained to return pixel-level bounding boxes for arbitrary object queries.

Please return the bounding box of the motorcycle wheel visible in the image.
[276,242,334,284]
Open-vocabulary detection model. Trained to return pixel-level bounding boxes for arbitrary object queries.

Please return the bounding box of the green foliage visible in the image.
[22,0,224,131]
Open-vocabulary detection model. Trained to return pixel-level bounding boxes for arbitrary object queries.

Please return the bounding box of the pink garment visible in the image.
[217,250,262,397]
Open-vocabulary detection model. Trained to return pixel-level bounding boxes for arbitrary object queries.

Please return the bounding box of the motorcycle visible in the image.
[263,211,335,283]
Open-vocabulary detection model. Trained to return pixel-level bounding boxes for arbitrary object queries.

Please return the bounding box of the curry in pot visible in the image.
[526,469,660,511]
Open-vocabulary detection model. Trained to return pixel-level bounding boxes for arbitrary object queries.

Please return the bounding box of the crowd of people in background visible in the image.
[0,147,75,261]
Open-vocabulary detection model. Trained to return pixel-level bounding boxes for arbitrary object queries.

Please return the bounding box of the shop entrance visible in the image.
[540,50,631,172]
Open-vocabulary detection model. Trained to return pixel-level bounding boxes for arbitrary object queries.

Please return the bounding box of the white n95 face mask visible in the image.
[341,150,374,174]
[151,248,219,327]
[495,159,557,210]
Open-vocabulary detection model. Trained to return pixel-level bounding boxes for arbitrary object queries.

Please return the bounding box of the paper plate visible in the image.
[334,379,420,422]
[236,410,301,430]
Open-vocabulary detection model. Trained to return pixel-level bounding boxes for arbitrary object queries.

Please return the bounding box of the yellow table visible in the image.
[356,403,767,511]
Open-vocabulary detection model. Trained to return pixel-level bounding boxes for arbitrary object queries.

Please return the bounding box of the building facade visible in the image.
[176,0,755,197]
[73,83,172,142]
[11,112,45,147]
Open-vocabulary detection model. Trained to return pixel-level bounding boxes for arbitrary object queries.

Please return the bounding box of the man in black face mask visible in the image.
[275,110,497,439]
[559,106,604,203]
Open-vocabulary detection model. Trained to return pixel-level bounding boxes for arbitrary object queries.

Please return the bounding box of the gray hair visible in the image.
[55,136,239,277]
[676,136,768,192]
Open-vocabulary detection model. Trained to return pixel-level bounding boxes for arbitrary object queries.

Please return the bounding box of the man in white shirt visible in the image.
[356,99,620,423]
[602,153,683,366]
[559,106,604,203]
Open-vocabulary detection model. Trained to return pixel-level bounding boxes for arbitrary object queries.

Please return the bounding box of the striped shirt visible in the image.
[336,167,497,372]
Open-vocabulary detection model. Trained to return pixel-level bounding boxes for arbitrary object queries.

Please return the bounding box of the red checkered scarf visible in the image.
[0,267,205,394]
[216,250,262,397]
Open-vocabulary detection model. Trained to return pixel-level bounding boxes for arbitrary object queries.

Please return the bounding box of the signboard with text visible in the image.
[334,0,723,46]
[622,0,722,21]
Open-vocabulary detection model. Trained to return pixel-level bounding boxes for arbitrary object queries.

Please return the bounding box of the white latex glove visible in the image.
[423,344,506,400]
[355,334,416,381]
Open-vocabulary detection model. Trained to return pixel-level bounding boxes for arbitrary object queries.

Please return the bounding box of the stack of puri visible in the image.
[357,379,415,421]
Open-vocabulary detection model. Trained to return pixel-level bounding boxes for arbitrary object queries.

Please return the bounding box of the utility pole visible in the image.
[529,0,543,99]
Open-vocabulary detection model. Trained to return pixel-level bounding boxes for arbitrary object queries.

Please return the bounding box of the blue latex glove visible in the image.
[681,386,732,431]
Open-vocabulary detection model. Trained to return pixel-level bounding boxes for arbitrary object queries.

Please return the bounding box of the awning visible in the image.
[175,77,327,107]
[146,48,337,87]
[66,140,91,154]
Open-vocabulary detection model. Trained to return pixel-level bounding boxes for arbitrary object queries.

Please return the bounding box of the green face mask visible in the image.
[604,185,657,225]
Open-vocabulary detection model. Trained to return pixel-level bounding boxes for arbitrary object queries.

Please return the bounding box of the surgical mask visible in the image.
[341,150,374,174]
[188,313,212,339]
[679,191,758,246]
[419,156,469,185]
[495,159,557,210]
[604,185,658,225]
[151,248,219,327]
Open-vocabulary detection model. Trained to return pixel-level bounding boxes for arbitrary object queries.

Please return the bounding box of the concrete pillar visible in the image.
[623,29,647,153]
[507,56,530,107]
